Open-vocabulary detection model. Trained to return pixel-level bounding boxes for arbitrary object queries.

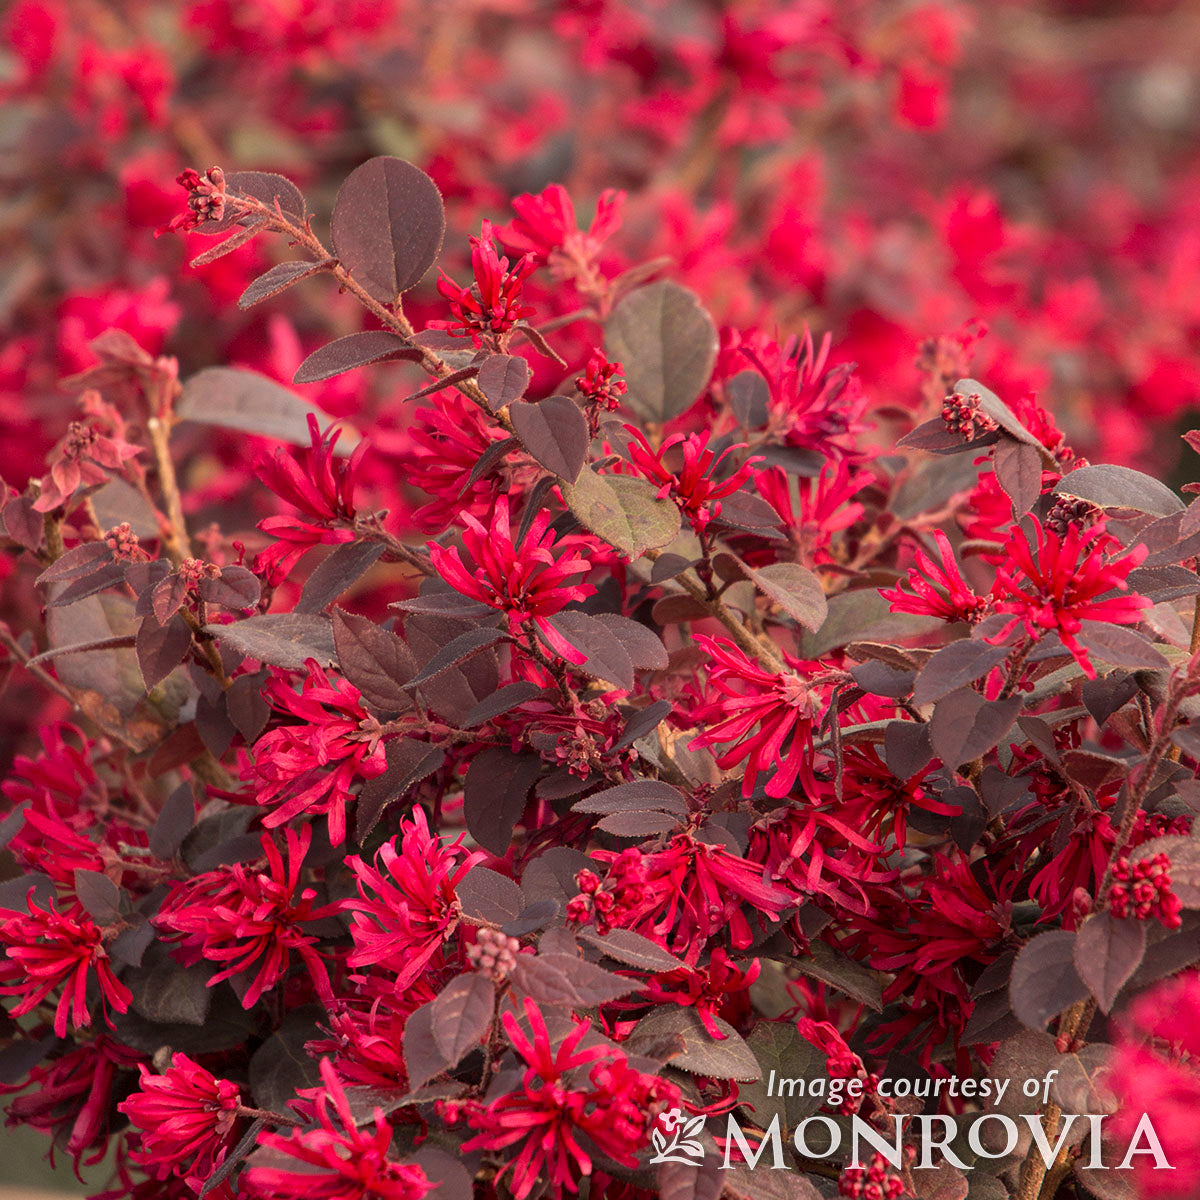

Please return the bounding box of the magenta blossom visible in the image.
[118,1053,242,1184]
[427,495,595,664]
[248,659,388,846]
[343,806,485,994]
[243,1058,433,1200]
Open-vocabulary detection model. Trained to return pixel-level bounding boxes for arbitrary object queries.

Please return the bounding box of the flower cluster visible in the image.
[1110,854,1184,930]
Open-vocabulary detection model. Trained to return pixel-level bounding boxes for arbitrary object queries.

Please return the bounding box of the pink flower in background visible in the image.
[118,1053,241,1183]
[1112,974,1200,1198]
[502,184,624,273]
[3,1036,144,1173]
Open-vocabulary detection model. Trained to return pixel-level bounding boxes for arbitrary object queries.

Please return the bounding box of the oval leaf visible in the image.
[606,281,718,423]
[330,157,446,301]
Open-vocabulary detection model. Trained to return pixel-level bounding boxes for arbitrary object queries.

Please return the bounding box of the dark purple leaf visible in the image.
[464,437,517,491]
[464,681,545,727]
[0,1034,58,1086]
[403,1000,448,1088]
[330,156,446,300]
[612,699,673,751]
[1126,565,1200,603]
[1053,462,1182,517]
[543,610,635,690]
[226,672,271,743]
[150,572,188,624]
[595,809,679,837]
[794,942,883,1011]
[849,660,915,699]
[188,219,267,266]
[26,633,136,665]
[238,259,332,310]
[628,1007,760,1080]
[73,869,122,924]
[150,784,196,859]
[457,866,523,926]
[737,559,827,632]
[136,613,191,690]
[898,416,973,453]
[576,927,687,972]
[297,539,386,614]
[356,738,446,840]
[199,566,261,611]
[406,1147,474,1200]
[0,873,54,913]
[406,626,508,689]
[35,541,113,585]
[3,494,43,551]
[404,613,499,724]
[605,280,717,423]
[993,437,1043,516]
[390,592,495,618]
[400,365,480,404]
[199,1118,267,1198]
[431,974,495,1067]
[727,369,769,428]
[1081,671,1138,726]
[205,612,335,671]
[127,951,212,1026]
[711,488,784,535]
[1017,714,1063,768]
[650,553,694,583]
[572,780,688,817]
[1076,621,1168,670]
[331,608,416,710]
[477,354,531,411]
[248,1008,323,1112]
[591,613,668,670]
[46,561,127,606]
[500,899,560,937]
[1073,911,1146,1014]
[929,690,1022,769]
[178,367,360,450]
[463,748,541,856]
[509,953,638,1008]
[508,395,590,483]
[294,331,420,384]
[205,171,305,231]
[883,719,933,781]
[1009,930,1090,1029]
[912,640,1011,706]
[109,915,157,968]
[195,692,236,758]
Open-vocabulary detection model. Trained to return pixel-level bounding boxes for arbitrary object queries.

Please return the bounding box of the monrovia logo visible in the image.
[649,1109,707,1165]
[647,1110,1173,1173]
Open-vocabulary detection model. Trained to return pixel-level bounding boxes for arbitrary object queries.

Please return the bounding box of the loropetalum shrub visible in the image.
[5,160,1200,1200]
